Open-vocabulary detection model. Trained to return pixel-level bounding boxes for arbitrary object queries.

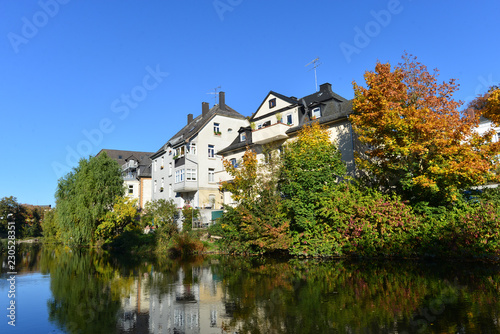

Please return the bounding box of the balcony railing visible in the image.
[252,122,290,145]
[122,160,138,170]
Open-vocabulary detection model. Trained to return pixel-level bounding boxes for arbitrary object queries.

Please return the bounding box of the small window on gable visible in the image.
[312,107,321,119]
[269,98,276,108]
[286,114,293,125]
[214,122,220,134]
[240,132,246,142]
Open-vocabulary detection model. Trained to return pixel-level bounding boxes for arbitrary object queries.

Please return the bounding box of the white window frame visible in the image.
[128,184,133,194]
[186,168,197,181]
[208,144,215,158]
[214,122,220,133]
[208,168,215,183]
[190,143,197,155]
[312,107,321,119]
[169,162,172,176]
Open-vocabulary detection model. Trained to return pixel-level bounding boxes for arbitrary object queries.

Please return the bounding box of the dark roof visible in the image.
[96,149,154,167]
[151,102,246,159]
[218,127,253,155]
[250,91,299,121]
[218,83,353,154]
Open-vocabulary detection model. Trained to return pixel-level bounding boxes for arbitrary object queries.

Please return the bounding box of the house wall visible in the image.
[140,178,152,208]
[151,114,249,209]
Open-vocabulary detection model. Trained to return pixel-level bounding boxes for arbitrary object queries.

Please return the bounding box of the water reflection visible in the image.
[1,244,500,333]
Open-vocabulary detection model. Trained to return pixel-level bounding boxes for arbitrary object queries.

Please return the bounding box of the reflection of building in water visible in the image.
[117,273,151,333]
[149,266,233,334]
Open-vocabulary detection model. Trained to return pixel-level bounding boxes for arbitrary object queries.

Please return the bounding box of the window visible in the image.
[228,128,233,133]
[186,168,197,181]
[208,144,215,158]
[312,107,321,119]
[240,133,246,142]
[154,159,157,172]
[169,162,172,176]
[208,194,216,208]
[169,184,172,197]
[118,155,122,159]
[214,122,220,134]
[286,114,293,125]
[262,120,271,127]
[257,123,262,129]
[161,177,164,188]
[208,168,215,182]
[190,143,197,155]
[161,156,164,169]
[269,98,276,108]
[154,180,157,192]
[175,169,185,183]
[230,158,238,168]
[128,185,133,194]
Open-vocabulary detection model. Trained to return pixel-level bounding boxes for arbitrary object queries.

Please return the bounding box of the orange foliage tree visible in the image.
[351,53,500,203]
[468,85,500,125]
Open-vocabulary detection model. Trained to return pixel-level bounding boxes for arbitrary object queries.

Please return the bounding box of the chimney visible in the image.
[202,102,209,116]
[219,91,226,110]
[319,83,332,92]
[187,113,193,124]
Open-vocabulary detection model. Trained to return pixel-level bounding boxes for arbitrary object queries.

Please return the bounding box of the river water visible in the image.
[1,243,500,333]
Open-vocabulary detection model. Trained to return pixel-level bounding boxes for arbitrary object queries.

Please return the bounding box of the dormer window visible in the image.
[240,132,246,142]
[269,98,276,108]
[311,107,321,119]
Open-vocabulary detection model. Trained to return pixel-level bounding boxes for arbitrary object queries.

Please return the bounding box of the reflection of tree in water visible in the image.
[216,257,500,334]
[40,247,123,334]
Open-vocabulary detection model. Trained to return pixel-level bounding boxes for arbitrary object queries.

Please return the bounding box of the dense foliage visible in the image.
[216,94,500,258]
[350,54,500,204]
[54,152,124,245]
[0,196,45,238]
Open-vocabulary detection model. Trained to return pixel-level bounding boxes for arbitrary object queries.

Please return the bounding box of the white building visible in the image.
[150,92,249,222]
[218,83,356,206]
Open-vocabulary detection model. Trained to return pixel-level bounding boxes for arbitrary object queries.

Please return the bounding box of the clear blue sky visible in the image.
[1,0,499,206]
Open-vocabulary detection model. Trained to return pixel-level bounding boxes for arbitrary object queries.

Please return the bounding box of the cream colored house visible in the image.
[218,83,356,206]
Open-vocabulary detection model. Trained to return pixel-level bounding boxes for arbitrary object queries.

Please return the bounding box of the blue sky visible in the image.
[1,0,499,206]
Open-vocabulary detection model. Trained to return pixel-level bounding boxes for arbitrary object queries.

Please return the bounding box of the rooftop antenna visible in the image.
[305,57,321,92]
[207,86,221,106]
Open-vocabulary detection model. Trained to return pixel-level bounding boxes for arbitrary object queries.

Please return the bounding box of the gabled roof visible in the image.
[218,83,354,154]
[218,126,253,155]
[97,149,154,166]
[151,102,246,159]
[250,91,299,121]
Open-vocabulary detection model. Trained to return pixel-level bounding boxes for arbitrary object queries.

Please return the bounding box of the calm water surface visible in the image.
[1,243,500,334]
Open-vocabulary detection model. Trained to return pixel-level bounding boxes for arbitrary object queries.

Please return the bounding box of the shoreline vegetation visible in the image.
[2,54,500,261]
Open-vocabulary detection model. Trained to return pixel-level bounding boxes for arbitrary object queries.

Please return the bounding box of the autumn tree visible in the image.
[218,148,291,254]
[351,53,500,204]
[467,85,500,125]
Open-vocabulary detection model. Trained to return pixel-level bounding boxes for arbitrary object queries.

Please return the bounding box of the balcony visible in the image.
[122,160,138,171]
[252,122,290,145]
[173,181,198,192]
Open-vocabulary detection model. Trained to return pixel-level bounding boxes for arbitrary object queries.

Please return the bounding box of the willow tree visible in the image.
[55,152,123,245]
[351,53,500,204]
